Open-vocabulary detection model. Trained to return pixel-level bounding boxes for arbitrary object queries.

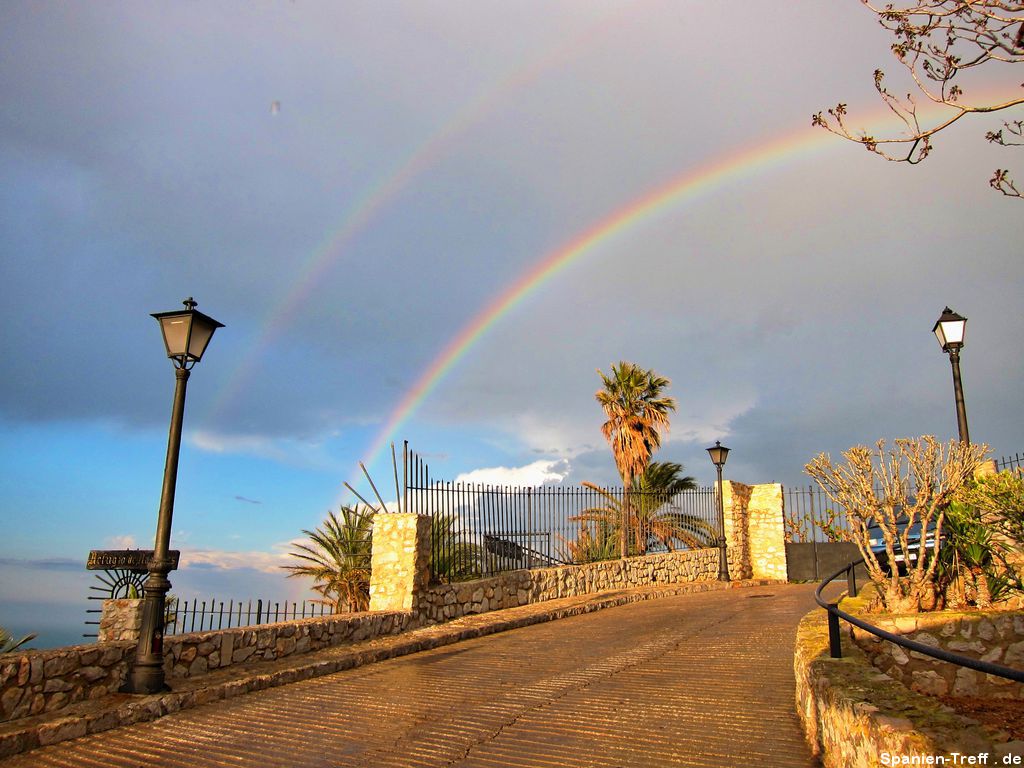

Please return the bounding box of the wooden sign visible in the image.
[86,550,180,572]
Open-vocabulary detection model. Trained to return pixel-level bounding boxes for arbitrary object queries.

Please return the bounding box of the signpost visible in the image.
[87,550,180,573]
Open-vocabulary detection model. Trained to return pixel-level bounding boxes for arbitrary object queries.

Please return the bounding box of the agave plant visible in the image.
[0,625,36,654]
[283,506,374,612]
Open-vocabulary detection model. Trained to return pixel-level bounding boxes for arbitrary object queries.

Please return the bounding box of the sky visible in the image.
[1,1,1021,649]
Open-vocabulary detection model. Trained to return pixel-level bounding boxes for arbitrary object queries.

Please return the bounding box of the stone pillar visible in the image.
[747,483,788,580]
[98,599,143,643]
[368,513,432,612]
[721,481,753,580]
[720,481,788,581]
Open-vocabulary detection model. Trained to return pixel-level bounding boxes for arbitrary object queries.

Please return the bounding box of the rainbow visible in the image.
[355,122,839,476]
[358,83,1020,479]
[203,7,630,421]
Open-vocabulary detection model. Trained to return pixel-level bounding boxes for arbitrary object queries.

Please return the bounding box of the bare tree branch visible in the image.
[814,1,1023,196]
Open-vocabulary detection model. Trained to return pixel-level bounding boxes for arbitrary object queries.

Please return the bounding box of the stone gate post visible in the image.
[721,481,787,581]
[368,513,432,612]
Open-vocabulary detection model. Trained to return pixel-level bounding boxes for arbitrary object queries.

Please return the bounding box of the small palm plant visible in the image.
[283,506,374,613]
[431,510,484,583]
[558,519,619,564]
[0,626,36,654]
[572,461,713,561]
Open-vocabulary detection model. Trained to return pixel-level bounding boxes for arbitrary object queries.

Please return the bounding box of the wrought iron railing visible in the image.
[165,598,333,636]
[402,446,721,583]
[997,452,1023,472]
[783,484,853,543]
[815,558,1024,683]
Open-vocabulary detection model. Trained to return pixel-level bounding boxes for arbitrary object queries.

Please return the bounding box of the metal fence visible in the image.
[402,446,721,583]
[164,598,333,636]
[997,452,1023,472]
[85,596,334,640]
[783,485,853,543]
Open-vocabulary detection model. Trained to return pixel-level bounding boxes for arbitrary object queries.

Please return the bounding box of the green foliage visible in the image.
[595,362,677,558]
[595,362,676,489]
[806,436,987,613]
[942,470,1024,607]
[0,625,36,654]
[282,506,373,612]
[558,519,619,565]
[955,469,1024,549]
[938,501,1001,608]
[569,462,713,563]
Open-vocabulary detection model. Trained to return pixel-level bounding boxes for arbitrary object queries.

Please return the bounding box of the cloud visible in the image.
[105,535,137,549]
[187,429,342,471]
[454,459,571,487]
[178,544,294,574]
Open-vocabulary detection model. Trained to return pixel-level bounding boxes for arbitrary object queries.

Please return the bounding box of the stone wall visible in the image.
[851,611,1024,699]
[748,483,788,581]
[793,603,1020,767]
[0,609,418,724]
[722,481,788,581]
[3,482,788,726]
[417,549,720,623]
[0,642,134,723]
[722,481,752,580]
[97,599,142,643]
[368,513,432,612]
[160,610,416,680]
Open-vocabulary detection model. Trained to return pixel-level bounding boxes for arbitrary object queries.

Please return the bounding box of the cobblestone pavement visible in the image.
[3,583,820,767]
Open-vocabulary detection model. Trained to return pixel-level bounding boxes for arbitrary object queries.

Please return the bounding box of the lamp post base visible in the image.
[123,661,169,695]
[122,567,171,694]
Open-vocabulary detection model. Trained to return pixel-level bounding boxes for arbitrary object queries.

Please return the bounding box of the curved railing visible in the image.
[815,558,1024,683]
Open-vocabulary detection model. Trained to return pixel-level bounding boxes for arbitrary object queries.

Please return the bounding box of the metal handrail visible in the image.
[815,558,1024,683]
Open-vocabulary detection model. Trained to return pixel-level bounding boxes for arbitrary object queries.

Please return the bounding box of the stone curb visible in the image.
[0,578,781,760]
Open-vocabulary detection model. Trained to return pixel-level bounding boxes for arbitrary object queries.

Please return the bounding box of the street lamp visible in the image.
[932,306,970,444]
[706,441,730,582]
[125,298,223,694]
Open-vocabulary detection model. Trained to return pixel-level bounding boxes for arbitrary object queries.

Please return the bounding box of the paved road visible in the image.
[4,583,820,768]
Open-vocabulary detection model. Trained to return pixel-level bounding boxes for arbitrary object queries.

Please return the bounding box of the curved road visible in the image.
[4,583,820,767]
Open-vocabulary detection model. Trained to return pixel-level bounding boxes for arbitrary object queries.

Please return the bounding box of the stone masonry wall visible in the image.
[417,549,720,623]
[97,599,142,643]
[851,610,1024,699]
[0,642,134,723]
[722,481,753,580]
[747,483,788,581]
[0,610,418,724]
[792,604,1016,767]
[369,513,432,612]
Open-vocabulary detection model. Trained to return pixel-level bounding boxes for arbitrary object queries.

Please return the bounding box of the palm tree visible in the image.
[575,461,713,558]
[595,362,677,557]
[282,506,373,613]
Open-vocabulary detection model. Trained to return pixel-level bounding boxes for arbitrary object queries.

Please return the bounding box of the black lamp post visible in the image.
[706,440,730,582]
[125,298,223,694]
[932,306,970,445]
